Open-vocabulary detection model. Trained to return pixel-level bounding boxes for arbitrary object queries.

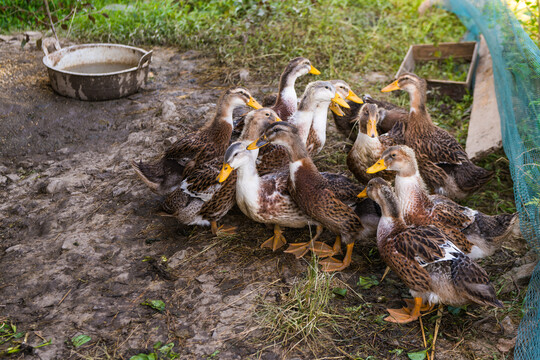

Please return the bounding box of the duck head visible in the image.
[354,103,382,138]
[366,145,418,176]
[329,79,363,116]
[217,142,257,183]
[299,81,350,113]
[240,108,282,140]
[357,178,400,218]
[224,87,263,110]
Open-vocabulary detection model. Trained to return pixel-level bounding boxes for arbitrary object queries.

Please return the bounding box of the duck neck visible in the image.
[289,109,314,145]
[275,71,298,112]
[235,151,261,212]
[311,102,331,147]
[352,132,383,160]
[394,168,431,218]
[217,94,238,122]
[407,87,432,132]
[377,195,407,241]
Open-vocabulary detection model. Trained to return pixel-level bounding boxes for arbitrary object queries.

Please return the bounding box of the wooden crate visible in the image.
[396,41,479,99]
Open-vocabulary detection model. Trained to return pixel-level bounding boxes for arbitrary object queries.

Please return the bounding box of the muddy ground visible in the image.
[0,35,536,360]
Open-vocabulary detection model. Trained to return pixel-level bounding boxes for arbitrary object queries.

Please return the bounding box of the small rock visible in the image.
[24,31,42,40]
[196,273,214,283]
[57,147,70,155]
[497,337,516,353]
[0,175,7,186]
[168,250,187,268]
[6,174,20,182]
[46,179,66,194]
[162,100,177,121]
[164,136,178,147]
[500,261,538,293]
[500,316,516,337]
[112,186,129,197]
[0,165,8,174]
[238,68,250,82]
[5,244,24,253]
[365,71,390,84]
[144,137,153,147]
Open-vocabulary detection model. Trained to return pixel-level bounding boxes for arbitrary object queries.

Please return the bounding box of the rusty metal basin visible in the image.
[42,41,152,101]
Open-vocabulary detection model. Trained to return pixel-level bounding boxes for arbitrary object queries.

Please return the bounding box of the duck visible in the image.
[381,73,493,199]
[218,141,380,252]
[331,91,408,142]
[132,87,263,195]
[289,81,350,156]
[358,177,503,323]
[366,145,521,258]
[248,122,377,271]
[346,103,398,184]
[257,80,351,173]
[262,57,321,121]
[161,108,281,235]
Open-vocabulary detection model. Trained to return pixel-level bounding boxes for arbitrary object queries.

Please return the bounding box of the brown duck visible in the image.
[347,103,399,184]
[367,145,521,258]
[331,92,408,142]
[161,108,281,235]
[248,122,376,271]
[132,87,262,194]
[381,73,493,199]
[359,177,502,323]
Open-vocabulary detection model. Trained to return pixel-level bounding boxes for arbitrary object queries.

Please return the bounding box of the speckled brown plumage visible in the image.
[252,122,377,270]
[384,73,493,199]
[161,109,281,227]
[132,87,257,195]
[366,177,502,308]
[376,145,520,258]
[347,103,398,184]
[331,94,407,141]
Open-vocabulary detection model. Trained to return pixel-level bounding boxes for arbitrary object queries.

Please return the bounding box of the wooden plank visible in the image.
[466,35,502,160]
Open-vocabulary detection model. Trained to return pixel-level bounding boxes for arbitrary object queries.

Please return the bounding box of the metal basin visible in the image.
[42,41,152,101]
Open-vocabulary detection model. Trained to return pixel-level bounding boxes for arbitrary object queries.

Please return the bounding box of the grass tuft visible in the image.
[256,256,339,356]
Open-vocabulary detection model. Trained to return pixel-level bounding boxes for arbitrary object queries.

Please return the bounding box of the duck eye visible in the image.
[391,153,396,158]
[265,113,270,116]
[325,86,329,90]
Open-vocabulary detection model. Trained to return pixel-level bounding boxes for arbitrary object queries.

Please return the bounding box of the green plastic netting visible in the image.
[438,0,540,358]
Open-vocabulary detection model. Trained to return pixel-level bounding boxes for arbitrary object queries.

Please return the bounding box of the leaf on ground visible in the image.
[407,349,427,360]
[357,275,379,289]
[141,299,165,312]
[332,287,347,297]
[130,354,157,360]
[447,305,463,315]
[71,334,91,348]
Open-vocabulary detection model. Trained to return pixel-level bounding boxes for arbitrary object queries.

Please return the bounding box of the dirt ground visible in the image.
[0,35,535,360]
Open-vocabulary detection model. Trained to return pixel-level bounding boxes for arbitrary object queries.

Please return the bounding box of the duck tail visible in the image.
[451,161,494,193]
[131,159,161,192]
[452,253,503,308]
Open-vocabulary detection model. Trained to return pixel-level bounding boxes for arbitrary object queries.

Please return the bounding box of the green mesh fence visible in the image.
[438,0,540,358]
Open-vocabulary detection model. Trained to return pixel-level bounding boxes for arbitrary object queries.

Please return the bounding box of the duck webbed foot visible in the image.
[284,225,332,258]
[320,243,353,272]
[211,221,237,236]
[260,224,287,251]
[385,297,432,324]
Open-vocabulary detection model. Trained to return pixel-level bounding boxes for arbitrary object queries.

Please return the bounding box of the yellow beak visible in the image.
[366,159,387,174]
[366,118,378,138]
[357,187,368,198]
[217,163,233,183]
[247,135,269,150]
[331,93,350,109]
[329,102,345,117]
[381,80,400,92]
[309,65,321,75]
[275,116,282,122]
[247,96,263,109]
[346,89,363,104]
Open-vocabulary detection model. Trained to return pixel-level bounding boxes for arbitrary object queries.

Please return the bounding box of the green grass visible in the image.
[2,0,467,79]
